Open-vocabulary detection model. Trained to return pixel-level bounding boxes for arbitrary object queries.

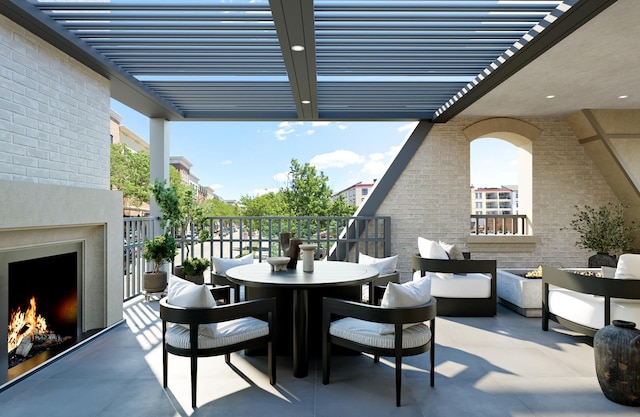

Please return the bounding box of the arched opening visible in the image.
[464,118,538,235]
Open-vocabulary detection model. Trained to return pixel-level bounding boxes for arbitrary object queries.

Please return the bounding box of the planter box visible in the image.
[497,269,542,317]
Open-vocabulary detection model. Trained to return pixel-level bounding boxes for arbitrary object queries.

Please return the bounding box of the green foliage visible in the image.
[150,179,182,230]
[110,143,150,208]
[142,233,177,273]
[182,257,211,276]
[329,194,358,217]
[567,201,638,255]
[240,191,289,217]
[201,198,239,217]
[282,159,332,216]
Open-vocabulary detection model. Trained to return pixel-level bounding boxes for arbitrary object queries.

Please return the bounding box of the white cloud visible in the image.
[274,121,302,140]
[210,183,224,190]
[398,122,419,132]
[272,171,290,183]
[311,121,331,127]
[338,124,348,130]
[221,160,232,165]
[306,129,315,135]
[310,150,365,169]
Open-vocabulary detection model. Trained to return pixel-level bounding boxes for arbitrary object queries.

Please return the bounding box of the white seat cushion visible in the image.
[416,271,491,298]
[330,318,431,349]
[166,317,269,349]
[548,287,640,330]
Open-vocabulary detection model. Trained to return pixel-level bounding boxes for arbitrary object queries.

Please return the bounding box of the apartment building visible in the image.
[332,182,374,207]
[471,185,518,215]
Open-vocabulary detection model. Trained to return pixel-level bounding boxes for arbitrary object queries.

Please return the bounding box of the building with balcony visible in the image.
[471,186,518,215]
[333,182,374,207]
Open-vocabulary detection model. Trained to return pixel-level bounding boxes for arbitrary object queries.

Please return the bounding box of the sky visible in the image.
[111,99,518,200]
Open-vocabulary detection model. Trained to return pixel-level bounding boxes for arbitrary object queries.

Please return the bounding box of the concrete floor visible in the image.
[0,298,638,417]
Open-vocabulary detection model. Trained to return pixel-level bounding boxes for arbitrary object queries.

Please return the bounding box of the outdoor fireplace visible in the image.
[6,244,82,381]
[0,180,124,389]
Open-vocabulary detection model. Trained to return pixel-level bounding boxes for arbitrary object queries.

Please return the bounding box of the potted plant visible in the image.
[566,201,638,267]
[142,233,177,292]
[182,257,211,285]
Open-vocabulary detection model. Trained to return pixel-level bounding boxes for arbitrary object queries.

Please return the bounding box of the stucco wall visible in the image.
[378,117,618,280]
[0,15,111,189]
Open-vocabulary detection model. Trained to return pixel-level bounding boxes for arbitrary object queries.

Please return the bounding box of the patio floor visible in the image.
[1,298,637,417]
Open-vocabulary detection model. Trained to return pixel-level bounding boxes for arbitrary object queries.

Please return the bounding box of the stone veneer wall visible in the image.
[379,116,618,280]
[0,15,122,327]
[0,15,110,188]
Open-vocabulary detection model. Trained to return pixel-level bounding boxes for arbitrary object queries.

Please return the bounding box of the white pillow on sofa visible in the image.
[614,254,640,279]
[167,275,217,337]
[358,253,398,276]
[439,241,465,260]
[378,277,432,334]
[417,237,453,279]
[212,253,254,275]
[418,237,449,260]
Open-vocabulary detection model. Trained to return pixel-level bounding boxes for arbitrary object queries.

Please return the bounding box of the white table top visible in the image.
[226,261,379,289]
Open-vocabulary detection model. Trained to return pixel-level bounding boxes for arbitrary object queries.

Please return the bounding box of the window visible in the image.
[475,202,483,208]
[361,188,368,196]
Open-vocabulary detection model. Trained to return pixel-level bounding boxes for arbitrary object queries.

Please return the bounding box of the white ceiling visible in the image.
[459,0,640,118]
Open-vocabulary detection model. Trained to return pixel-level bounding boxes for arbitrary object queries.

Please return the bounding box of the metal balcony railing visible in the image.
[470,214,528,235]
[123,215,391,300]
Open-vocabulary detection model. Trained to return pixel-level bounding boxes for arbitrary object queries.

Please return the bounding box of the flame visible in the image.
[8,296,49,353]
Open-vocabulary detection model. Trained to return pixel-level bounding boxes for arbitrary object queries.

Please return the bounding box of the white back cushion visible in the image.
[378,277,432,334]
[418,237,448,259]
[167,275,217,337]
[614,254,640,279]
[212,253,254,275]
[358,253,398,276]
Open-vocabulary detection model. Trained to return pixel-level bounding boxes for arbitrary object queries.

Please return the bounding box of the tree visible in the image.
[201,198,239,217]
[240,191,289,217]
[110,143,150,209]
[282,159,333,216]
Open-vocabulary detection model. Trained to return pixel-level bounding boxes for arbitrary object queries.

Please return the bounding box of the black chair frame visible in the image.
[322,296,437,407]
[212,272,241,303]
[160,296,276,408]
[412,254,497,316]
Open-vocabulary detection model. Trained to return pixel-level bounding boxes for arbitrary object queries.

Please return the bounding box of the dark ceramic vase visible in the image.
[594,320,640,406]
[588,253,617,268]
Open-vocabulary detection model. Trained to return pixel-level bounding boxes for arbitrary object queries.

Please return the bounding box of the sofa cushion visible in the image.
[358,253,398,276]
[212,253,254,275]
[418,237,453,279]
[548,286,640,330]
[167,275,217,337]
[614,254,640,279]
[416,271,491,298]
[378,277,431,334]
[439,241,465,260]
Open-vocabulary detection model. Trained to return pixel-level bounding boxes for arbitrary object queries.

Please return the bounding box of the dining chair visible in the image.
[322,294,436,406]
[160,292,276,408]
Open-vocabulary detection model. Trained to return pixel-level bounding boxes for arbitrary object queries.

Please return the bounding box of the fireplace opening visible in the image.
[7,251,80,381]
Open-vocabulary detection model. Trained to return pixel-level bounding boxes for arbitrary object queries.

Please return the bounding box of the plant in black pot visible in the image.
[566,201,638,267]
[142,233,177,293]
[181,257,211,285]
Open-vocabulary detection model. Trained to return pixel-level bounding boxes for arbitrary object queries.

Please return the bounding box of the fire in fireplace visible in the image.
[6,249,80,381]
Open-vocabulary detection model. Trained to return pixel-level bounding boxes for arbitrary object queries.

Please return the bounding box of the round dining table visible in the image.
[226,260,379,377]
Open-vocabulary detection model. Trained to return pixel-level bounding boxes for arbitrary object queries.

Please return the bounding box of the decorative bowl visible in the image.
[298,244,317,251]
[266,256,290,272]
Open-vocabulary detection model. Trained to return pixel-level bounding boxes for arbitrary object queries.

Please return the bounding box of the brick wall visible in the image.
[378,117,617,279]
[0,15,111,189]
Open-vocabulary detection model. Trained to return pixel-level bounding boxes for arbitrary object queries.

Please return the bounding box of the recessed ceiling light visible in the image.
[291,45,305,52]
[618,95,629,99]
[546,95,555,99]
[301,100,311,104]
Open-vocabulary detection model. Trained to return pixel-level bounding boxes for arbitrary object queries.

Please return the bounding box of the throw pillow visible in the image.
[417,237,453,279]
[167,275,217,337]
[378,277,432,334]
[439,241,465,260]
[614,254,640,279]
[358,253,398,276]
[418,237,449,260]
[212,253,254,275]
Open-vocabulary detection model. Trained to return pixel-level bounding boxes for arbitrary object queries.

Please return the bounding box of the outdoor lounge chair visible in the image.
[322,295,436,407]
[160,294,276,407]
